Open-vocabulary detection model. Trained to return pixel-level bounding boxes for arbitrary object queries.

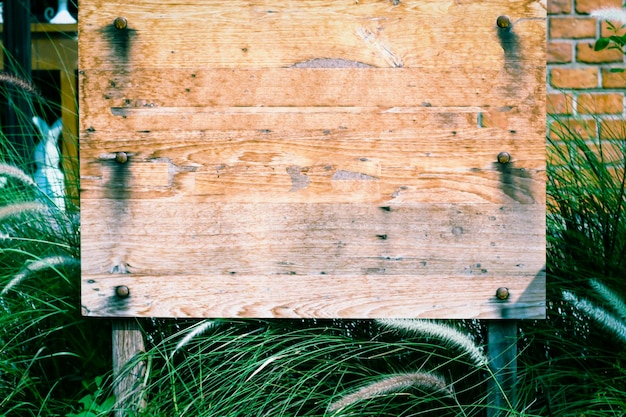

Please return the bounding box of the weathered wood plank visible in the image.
[79,68,545,111]
[96,106,544,134]
[82,271,546,319]
[78,0,546,70]
[79,129,545,204]
[81,202,544,276]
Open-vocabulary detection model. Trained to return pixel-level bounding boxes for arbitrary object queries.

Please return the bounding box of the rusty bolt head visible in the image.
[497,152,511,164]
[115,285,130,299]
[115,152,128,164]
[496,15,512,29]
[114,17,128,30]
[496,287,510,300]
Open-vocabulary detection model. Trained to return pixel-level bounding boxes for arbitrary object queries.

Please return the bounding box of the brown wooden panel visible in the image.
[81,202,545,275]
[82,272,545,319]
[80,0,546,319]
[78,0,546,70]
[79,68,545,111]
[80,131,545,204]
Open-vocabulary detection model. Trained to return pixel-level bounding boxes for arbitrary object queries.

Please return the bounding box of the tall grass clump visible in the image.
[126,318,495,416]
[0,69,112,416]
[512,106,626,416]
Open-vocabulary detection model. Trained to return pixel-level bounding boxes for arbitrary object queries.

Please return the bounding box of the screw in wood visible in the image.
[496,287,510,300]
[496,15,512,29]
[115,152,128,164]
[497,152,511,164]
[114,17,128,30]
[115,285,130,299]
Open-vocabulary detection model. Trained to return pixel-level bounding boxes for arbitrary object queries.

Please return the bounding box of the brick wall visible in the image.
[548,0,626,140]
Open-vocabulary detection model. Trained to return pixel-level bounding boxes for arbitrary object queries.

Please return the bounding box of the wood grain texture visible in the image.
[82,272,546,319]
[78,0,546,69]
[112,320,146,416]
[80,0,546,319]
[81,202,545,275]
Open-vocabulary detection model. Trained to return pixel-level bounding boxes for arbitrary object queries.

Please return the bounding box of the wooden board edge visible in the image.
[82,272,546,319]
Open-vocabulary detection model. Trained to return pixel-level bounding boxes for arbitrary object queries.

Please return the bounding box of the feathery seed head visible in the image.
[0,202,49,222]
[376,319,488,367]
[328,371,451,412]
[591,8,626,24]
[1,255,79,296]
[0,163,36,187]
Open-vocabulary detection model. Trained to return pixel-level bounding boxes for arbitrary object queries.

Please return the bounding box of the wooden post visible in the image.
[2,0,36,166]
[112,319,147,417]
[487,320,518,417]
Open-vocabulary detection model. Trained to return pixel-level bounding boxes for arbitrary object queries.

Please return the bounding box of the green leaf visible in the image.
[95,396,116,413]
[595,37,611,51]
[610,68,625,73]
[78,394,95,409]
[609,35,625,46]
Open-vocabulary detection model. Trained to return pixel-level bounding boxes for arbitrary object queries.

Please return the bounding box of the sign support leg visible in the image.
[112,319,146,417]
[487,319,518,417]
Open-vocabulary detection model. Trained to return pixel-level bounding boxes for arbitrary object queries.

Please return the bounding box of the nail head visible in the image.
[496,287,510,300]
[115,285,130,299]
[496,15,511,29]
[114,17,128,30]
[115,152,128,164]
[497,152,511,164]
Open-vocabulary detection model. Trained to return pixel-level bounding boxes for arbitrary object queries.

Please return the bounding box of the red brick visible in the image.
[548,93,575,115]
[549,0,573,14]
[551,67,599,88]
[548,42,573,63]
[550,17,597,39]
[576,0,624,14]
[593,140,626,164]
[600,119,626,140]
[602,68,626,87]
[549,118,597,140]
[576,41,625,63]
[578,93,624,114]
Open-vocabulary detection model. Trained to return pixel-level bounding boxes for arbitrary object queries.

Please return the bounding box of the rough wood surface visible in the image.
[78,0,546,69]
[84,272,545,319]
[80,0,546,319]
[112,320,146,417]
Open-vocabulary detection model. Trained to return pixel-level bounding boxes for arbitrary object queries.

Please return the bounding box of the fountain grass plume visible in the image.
[590,7,626,24]
[328,371,451,412]
[0,71,44,102]
[562,289,626,344]
[376,319,488,368]
[0,201,49,222]
[170,319,216,358]
[1,255,79,296]
[590,279,626,322]
[0,162,37,187]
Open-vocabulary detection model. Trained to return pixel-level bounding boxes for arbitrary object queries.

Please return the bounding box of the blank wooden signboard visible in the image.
[80,0,546,319]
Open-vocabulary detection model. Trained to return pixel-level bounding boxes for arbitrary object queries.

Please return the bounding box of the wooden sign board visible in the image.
[80,0,546,319]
